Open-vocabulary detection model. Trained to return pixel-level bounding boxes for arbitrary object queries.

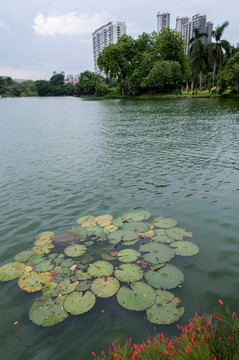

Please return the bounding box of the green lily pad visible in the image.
[53,254,65,265]
[29,295,68,326]
[112,217,125,227]
[0,262,32,281]
[117,249,141,263]
[114,264,143,282]
[36,231,55,241]
[107,230,139,245]
[95,214,113,227]
[34,260,54,272]
[146,290,185,324]
[138,229,155,238]
[67,227,88,239]
[139,242,175,264]
[60,259,75,268]
[151,229,173,244]
[27,254,45,266]
[87,261,114,277]
[18,271,52,292]
[122,210,151,222]
[84,226,104,235]
[170,241,199,256]
[64,291,96,315]
[76,215,96,226]
[101,252,116,261]
[34,238,53,246]
[14,250,36,262]
[73,270,92,281]
[75,280,92,292]
[91,277,120,298]
[85,241,94,246]
[104,224,118,233]
[122,221,149,233]
[153,217,177,228]
[64,244,87,257]
[32,244,54,255]
[42,279,76,297]
[144,264,184,290]
[165,227,193,240]
[117,282,156,311]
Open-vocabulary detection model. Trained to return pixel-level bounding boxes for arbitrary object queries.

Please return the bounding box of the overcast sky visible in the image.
[0,0,238,80]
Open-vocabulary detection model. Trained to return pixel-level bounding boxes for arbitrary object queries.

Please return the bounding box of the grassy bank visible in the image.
[92,300,238,360]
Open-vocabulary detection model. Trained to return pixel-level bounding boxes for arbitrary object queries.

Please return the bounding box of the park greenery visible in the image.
[0,21,238,98]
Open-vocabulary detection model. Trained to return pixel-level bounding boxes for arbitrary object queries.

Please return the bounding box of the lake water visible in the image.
[0,97,239,359]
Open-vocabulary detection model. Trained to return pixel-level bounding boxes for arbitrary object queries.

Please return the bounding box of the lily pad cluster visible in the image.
[0,211,199,327]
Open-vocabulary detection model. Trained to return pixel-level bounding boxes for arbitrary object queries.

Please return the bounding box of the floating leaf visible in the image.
[34,238,53,246]
[153,217,177,228]
[52,233,80,242]
[36,231,55,241]
[117,282,156,311]
[139,242,175,264]
[91,277,120,298]
[85,241,94,246]
[76,215,96,226]
[34,260,54,272]
[146,290,184,324]
[60,259,75,268]
[165,227,193,240]
[64,244,87,257]
[151,229,173,244]
[64,291,96,315]
[87,261,114,278]
[29,295,68,326]
[18,272,52,292]
[32,244,54,255]
[14,250,36,263]
[95,215,113,227]
[170,241,199,256]
[117,249,141,263]
[104,224,118,233]
[67,227,88,239]
[122,210,151,222]
[84,226,104,236]
[72,270,92,282]
[114,264,143,282]
[0,262,31,281]
[75,281,92,292]
[42,279,76,297]
[112,217,125,227]
[101,252,115,261]
[122,221,149,233]
[27,254,45,266]
[144,264,184,290]
[108,230,139,245]
[138,229,155,238]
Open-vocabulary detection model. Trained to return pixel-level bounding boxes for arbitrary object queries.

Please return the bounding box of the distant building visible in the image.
[92,21,127,75]
[176,14,213,53]
[157,12,170,33]
[64,75,79,86]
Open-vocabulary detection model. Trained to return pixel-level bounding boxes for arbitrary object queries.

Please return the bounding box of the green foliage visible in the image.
[75,70,101,95]
[144,60,183,92]
[95,83,109,96]
[35,80,50,96]
[220,51,239,92]
[117,282,156,311]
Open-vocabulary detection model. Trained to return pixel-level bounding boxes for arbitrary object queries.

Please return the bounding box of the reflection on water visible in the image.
[0,97,239,359]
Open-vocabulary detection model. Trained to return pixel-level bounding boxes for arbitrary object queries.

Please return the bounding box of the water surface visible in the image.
[0,97,239,359]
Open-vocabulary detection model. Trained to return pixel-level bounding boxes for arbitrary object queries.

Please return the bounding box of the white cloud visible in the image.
[33,12,114,36]
[0,19,9,30]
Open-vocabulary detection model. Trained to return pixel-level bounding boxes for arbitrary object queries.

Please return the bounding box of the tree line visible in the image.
[1,21,238,98]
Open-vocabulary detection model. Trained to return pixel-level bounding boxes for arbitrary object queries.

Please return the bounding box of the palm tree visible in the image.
[189,28,208,91]
[208,21,230,87]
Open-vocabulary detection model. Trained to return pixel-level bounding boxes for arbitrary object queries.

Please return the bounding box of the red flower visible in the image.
[218,299,223,305]
[91,352,96,357]
[232,312,236,317]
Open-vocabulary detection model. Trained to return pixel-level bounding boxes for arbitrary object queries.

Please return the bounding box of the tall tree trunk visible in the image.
[191,80,194,92]
[186,81,189,93]
[200,70,203,92]
[212,59,217,88]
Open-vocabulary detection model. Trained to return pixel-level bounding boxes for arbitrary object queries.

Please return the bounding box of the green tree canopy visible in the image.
[35,80,50,96]
[75,71,101,95]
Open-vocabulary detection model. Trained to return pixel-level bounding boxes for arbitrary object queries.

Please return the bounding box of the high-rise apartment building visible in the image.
[157,12,170,33]
[176,14,213,53]
[92,21,127,75]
